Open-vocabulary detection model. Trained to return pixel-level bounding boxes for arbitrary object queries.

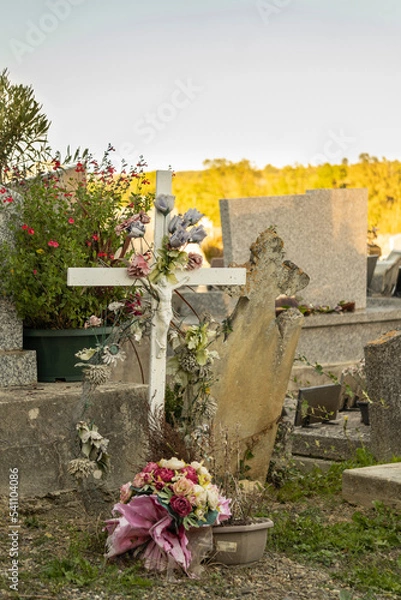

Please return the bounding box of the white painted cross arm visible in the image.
[67,267,246,288]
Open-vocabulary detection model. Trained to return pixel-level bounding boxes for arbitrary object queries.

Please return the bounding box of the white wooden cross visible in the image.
[67,171,246,413]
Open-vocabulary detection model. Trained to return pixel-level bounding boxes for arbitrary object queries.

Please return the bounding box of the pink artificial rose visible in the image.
[186,252,203,271]
[170,495,192,517]
[143,462,158,474]
[172,477,195,497]
[216,496,232,524]
[143,473,154,485]
[132,472,146,488]
[154,467,175,483]
[181,466,199,484]
[138,210,151,224]
[127,254,151,278]
[115,216,136,235]
[119,482,133,503]
[84,315,102,329]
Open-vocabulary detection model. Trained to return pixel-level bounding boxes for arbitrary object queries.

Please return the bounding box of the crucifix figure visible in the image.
[67,171,246,413]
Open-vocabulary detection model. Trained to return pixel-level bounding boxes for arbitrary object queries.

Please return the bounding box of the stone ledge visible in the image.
[342,463,401,510]
[0,383,149,497]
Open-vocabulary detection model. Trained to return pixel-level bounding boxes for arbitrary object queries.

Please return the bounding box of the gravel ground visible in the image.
[1,495,397,600]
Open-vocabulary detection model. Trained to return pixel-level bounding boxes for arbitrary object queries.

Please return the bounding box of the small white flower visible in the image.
[131,321,143,342]
[108,301,125,312]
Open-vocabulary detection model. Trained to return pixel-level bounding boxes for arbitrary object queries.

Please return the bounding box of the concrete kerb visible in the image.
[342,463,401,510]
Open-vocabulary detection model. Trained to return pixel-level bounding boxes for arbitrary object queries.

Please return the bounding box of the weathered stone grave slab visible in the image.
[211,228,310,481]
[365,329,401,461]
[220,188,368,309]
[342,463,401,510]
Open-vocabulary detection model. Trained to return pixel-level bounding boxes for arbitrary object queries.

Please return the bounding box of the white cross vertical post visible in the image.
[149,170,174,411]
[67,170,246,414]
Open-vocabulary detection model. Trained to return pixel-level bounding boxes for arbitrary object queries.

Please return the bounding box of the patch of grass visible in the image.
[36,524,154,596]
[270,501,401,596]
[23,515,42,529]
[274,447,379,502]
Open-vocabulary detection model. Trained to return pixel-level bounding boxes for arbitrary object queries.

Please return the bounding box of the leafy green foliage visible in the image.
[0,148,153,329]
[0,69,51,182]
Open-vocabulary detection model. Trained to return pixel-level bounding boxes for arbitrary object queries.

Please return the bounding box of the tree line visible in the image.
[161,156,401,235]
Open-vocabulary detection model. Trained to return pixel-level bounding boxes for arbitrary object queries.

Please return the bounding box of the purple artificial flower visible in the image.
[168,215,184,234]
[169,227,190,248]
[128,221,146,238]
[188,225,207,244]
[183,208,203,226]
[155,194,175,215]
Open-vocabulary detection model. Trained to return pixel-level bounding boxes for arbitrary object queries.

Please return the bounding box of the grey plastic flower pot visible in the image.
[212,518,274,565]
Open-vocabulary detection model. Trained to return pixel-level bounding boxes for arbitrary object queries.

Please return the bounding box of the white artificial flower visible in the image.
[207,485,220,510]
[159,457,186,470]
[108,301,125,312]
[75,347,98,361]
[194,506,206,520]
[193,484,207,507]
[102,344,126,366]
[131,321,143,342]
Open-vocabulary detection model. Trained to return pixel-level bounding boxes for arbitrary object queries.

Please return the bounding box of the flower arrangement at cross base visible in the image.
[104,458,230,576]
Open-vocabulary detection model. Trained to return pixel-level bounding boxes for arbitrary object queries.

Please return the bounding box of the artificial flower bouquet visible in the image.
[104,457,231,575]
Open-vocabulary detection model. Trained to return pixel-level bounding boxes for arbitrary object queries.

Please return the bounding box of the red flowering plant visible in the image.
[104,457,231,574]
[0,145,154,329]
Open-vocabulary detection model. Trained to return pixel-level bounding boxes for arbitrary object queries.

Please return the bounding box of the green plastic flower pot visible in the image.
[23,327,113,382]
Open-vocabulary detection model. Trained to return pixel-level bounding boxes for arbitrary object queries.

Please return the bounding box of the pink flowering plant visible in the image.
[104,457,231,573]
[0,146,153,329]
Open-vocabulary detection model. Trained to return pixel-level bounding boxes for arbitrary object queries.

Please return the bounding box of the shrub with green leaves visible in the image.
[0,147,153,329]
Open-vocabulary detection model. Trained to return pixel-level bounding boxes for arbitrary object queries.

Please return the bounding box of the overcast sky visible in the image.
[1,0,400,171]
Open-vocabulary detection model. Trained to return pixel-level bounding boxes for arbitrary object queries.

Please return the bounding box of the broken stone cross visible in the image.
[67,170,246,412]
[210,227,310,481]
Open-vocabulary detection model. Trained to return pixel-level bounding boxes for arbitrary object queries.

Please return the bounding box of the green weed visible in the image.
[270,502,401,596]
